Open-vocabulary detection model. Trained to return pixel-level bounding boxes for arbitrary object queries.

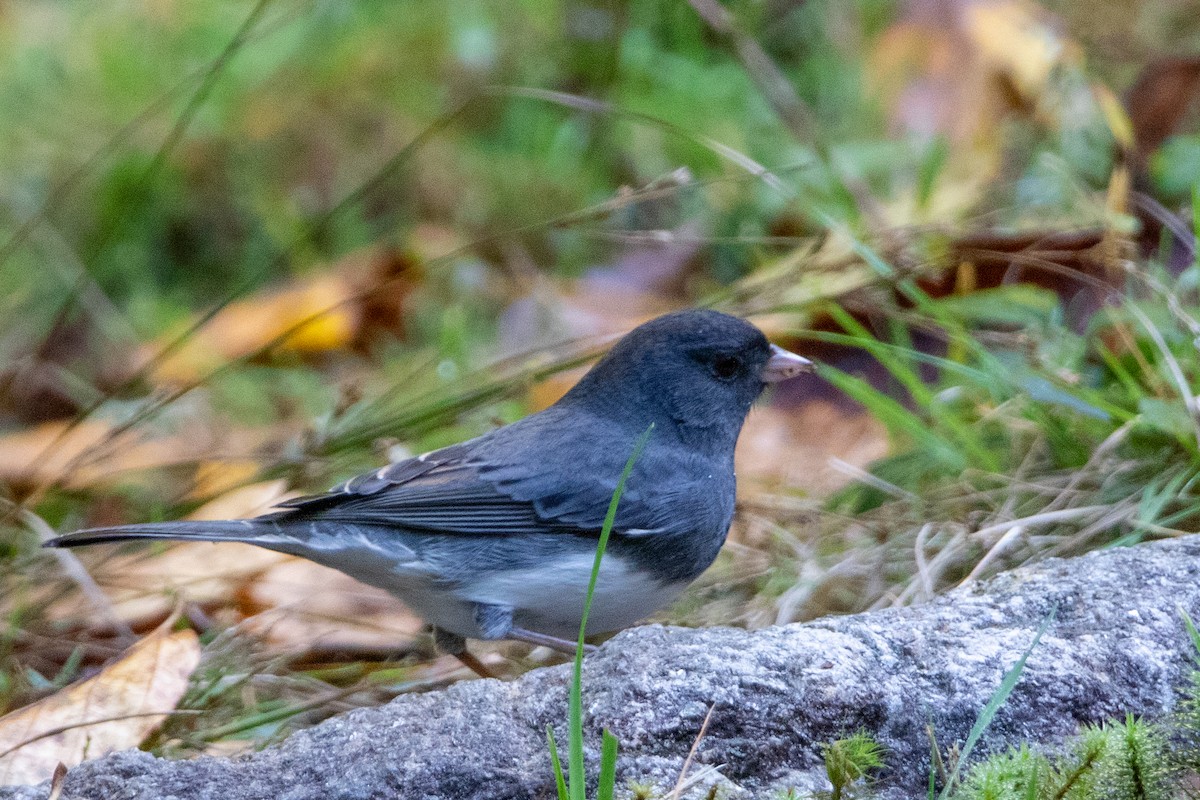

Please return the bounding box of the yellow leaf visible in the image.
[962,0,1064,100]
[146,274,358,385]
[1093,83,1136,153]
[1105,164,1131,219]
[0,625,201,785]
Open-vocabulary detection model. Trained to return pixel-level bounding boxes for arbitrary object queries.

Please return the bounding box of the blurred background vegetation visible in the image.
[2,0,1200,773]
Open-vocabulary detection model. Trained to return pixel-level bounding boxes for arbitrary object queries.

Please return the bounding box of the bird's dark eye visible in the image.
[711,355,741,380]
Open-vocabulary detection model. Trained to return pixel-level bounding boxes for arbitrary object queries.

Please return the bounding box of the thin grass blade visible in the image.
[597,729,619,800]
[1180,608,1200,662]
[546,726,569,800]
[937,609,1056,798]
[568,423,654,800]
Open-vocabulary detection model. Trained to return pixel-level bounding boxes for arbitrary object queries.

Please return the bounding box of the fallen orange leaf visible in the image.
[142,246,419,385]
[185,477,295,521]
[0,420,189,495]
[188,460,266,502]
[144,273,358,385]
[0,624,201,785]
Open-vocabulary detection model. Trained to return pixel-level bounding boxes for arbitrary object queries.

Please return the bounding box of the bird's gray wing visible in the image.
[272,443,589,536]
[271,433,709,539]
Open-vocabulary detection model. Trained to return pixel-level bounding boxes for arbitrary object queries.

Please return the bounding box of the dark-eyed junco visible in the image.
[47,310,812,655]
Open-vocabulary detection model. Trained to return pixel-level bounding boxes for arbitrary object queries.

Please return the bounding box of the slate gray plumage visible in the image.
[47,310,812,651]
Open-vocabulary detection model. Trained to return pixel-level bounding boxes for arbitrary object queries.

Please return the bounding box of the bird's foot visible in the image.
[433,627,498,678]
[453,650,500,679]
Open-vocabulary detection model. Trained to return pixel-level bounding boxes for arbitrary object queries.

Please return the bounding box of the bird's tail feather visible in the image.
[45,519,292,550]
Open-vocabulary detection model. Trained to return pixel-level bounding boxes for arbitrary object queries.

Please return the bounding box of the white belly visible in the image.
[463,553,687,639]
[289,534,685,641]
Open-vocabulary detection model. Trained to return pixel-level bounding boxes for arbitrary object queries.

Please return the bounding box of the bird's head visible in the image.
[561,309,812,450]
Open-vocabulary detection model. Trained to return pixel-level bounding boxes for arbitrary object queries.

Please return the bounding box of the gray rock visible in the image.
[5,537,1200,799]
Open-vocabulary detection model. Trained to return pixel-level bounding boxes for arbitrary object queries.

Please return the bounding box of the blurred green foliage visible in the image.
[2,0,1200,764]
[0,0,1136,335]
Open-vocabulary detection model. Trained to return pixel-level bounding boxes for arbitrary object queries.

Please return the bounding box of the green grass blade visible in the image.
[498,87,792,196]
[1180,608,1200,662]
[597,729,619,800]
[547,726,569,800]
[937,610,1055,798]
[928,731,937,800]
[819,305,999,470]
[1193,183,1200,271]
[568,667,584,798]
[817,364,963,469]
[800,328,993,386]
[567,423,654,800]
[823,303,937,407]
[1023,758,1040,800]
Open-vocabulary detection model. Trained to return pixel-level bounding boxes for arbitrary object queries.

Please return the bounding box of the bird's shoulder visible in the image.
[469,406,736,537]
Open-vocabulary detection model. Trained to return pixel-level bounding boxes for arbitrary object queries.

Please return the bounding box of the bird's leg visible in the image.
[473,602,516,640]
[454,651,498,679]
[472,603,596,656]
[433,626,497,679]
[433,626,467,654]
[508,627,596,655]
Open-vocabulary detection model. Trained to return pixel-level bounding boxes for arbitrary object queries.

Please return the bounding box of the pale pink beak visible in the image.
[761,344,813,383]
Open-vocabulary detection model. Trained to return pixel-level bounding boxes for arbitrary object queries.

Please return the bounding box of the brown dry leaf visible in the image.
[42,480,297,627]
[145,273,358,385]
[868,0,1076,182]
[736,399,889,498]
[0,625,201,785]
[95,543,288,624]
[1125,56,1200,169]
[84,469,420,649]
[56,477,418,652]
[241,559,424,651]
[114,477,422,651]
[0,420,189,495]
[144,246,418,385]
[46,762,67,800]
